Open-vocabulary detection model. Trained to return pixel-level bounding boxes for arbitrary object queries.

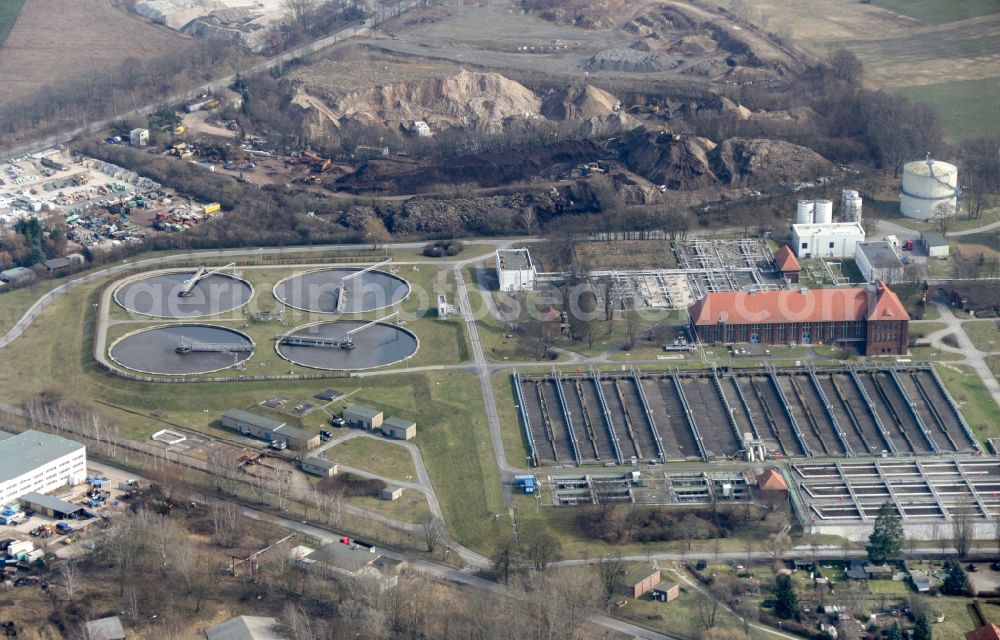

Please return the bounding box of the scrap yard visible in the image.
[514,365,981,467]
[0,149,221,251]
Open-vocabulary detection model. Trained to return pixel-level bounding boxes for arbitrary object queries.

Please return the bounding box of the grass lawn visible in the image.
[894,78,1000,141]
[0,274,506,552]
[871,0,1000,24]
[346,490,430,525]
[908,322,947,340]
[964,320,1000,353]
[0,279,63,334]
[868,579,910,595]
[323,436,419,482]
[935,363,1000,442]
[617,567,781,640]
[0,0,24,47]
[327,371,508,553]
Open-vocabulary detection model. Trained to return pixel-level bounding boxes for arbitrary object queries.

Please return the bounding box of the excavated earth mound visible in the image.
[616,128,835,190]
[296,69,542,135]
[709,138,834,185]
[541,84,619,119]
[584,48,680,72]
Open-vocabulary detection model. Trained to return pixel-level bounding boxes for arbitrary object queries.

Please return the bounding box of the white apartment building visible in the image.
[0,430,87,505]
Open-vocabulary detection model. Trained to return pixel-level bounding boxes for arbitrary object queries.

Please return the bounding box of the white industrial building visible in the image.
[496,248,536,292]
[900,157,958,220]
[855,241,905,284]
[790,221,866,259]
[129,128,149,147]
[0,430,87,505]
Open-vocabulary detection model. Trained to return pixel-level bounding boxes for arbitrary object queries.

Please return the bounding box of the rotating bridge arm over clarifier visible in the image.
[178,263,236,297]
[175,340,254,354]
[278,312,399,350]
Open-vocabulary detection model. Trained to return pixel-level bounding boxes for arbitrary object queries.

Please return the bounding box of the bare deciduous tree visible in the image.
[420,514,445,553]
[595,552,625,604]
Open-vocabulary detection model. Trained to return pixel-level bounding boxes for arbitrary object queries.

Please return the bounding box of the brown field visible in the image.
[573,239,677,270]
[0,0,188,102]
[701,0,1000,87]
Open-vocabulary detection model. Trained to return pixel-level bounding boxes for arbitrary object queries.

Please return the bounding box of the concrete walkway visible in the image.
[924,302,1000,411]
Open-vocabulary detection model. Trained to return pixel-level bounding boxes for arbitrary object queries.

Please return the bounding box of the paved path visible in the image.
[948,220,1000,237]
[924,302,1000,410]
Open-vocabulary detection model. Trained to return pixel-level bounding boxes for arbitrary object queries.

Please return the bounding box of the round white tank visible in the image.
[796,200,814,224]
[843,195,863,221]
[813,199,833,224]
[901,158,957,220]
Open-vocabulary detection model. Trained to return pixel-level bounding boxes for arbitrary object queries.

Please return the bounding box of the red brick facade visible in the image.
[689,282,909,356]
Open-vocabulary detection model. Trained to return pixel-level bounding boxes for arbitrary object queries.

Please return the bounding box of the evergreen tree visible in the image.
[887,621,903,640]
[867,502,903,564]
[913,612,932,640]
[774,574,800,620]
[942,562,969,595]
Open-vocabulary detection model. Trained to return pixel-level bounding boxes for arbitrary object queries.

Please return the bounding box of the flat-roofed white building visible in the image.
[855,241,905,284]
[791,222,866,259]
[496,248,536,292]
[0,430,87,505]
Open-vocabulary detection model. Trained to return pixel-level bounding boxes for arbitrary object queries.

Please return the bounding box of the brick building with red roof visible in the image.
[967,623,1000,640]
[688,281,909,356]
[773,245,802,283]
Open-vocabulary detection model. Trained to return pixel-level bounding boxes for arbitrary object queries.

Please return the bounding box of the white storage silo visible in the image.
[842,189,862,221]
[796,200,814,224]
[813,199,833,224]
[900,157,958,220]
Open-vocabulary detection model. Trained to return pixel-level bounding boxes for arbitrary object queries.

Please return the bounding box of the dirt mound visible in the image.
[624,6,699,34]
[616,128,835,190]
[612,173,660,205]
[616,128,719,190]
[676,95,752,120]
[669,33,718,55]
[679,58,731,79]
[541,84,619,119]
[574,112,642,137]
[337,139,607,195]
[709,138,835,186]
[585,48,679,72]
[524,0,625,29]
[297,69,541,134]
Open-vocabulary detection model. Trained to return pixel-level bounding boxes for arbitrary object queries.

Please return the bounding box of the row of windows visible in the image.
[702,321,865,343]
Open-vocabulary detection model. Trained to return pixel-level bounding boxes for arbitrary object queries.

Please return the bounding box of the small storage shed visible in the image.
[382,416,416,440]
[19,492,84,519]
[381,485,403,501]
[301,457,338,478]
[343,405,384,431]
[921,231,950,258]
[652,582,679,602]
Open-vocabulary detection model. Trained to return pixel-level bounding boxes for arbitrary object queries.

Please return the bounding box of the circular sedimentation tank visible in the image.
[272,267,410,314]
[109,324,255,375]
[114,271,253,318]
[276,320,418,370]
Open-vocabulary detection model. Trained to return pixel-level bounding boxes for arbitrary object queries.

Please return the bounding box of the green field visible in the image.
[0,0,24,48]
[964,320,1000,353]
[935,363,1000,443]
[324,436,419,482]
[894,77,1000,141]
[872,0,1000,24]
